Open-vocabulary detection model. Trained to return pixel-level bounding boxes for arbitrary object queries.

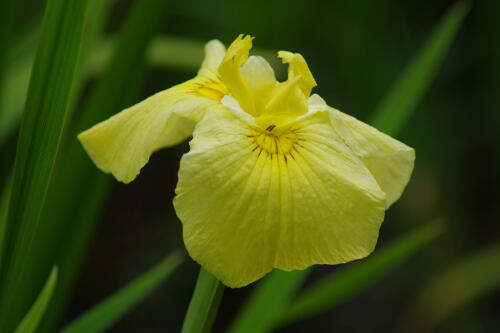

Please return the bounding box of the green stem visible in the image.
[181,268,224,333]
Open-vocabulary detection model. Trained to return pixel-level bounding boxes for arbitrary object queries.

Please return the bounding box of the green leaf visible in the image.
[0,0,91,331]
[14,267,58,333]
[0,0,19,120]
[370,1,469,135]
[226,270,308,333]
[181,268,225,333]
[401,243,500,332]
[278,220,445,327]
[0,3,114,331]
[0,22,38,147]
[0,174,13,267]
[35,0,171,331]
[61,251,183,333]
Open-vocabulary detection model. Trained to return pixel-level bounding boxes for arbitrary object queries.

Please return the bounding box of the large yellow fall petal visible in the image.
[309,94,415,207]
[78,82,219,183]
[77,39,230,184]
[173,106,386,287]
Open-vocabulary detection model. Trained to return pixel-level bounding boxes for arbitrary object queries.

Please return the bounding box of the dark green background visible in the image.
[5,0,500,332]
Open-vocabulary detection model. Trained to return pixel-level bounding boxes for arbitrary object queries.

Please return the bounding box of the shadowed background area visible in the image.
[0,0,499,332]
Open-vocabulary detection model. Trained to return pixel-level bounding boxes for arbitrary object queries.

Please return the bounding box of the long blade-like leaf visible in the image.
[278,220,445,327]
[0,3,113,331]
[13,267,58,333]
[370,1,469,135]
[61,251,183,333]
[0,174,13,267]
[36,0,170,331]
[0,0,90,330]
[226,270,308,333]
[0,21,38,147]
[0,0,18,122]
[181,269,225,333]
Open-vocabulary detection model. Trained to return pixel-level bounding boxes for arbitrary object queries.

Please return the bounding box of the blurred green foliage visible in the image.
[0,0,90,331]
[14,267,58,333]
[62,251,183,333]
[402,243,500,332]
[0,0,499,332]
[36,0,170,331]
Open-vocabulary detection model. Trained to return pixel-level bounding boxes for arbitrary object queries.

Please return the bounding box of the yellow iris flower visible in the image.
[78,35,415,288]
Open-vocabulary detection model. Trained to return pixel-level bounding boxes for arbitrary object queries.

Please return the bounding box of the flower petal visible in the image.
[197,39,226,79]
[278,50,317,97]
[78,80,218,183]
[174,106,386,287]
[240,56,277,112]
[78,38,231,184]
[309,95,415,207]
[218,34,257,116]
[258,76,308,130]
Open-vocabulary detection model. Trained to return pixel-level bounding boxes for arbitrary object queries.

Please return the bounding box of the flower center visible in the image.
[247,127,303,160]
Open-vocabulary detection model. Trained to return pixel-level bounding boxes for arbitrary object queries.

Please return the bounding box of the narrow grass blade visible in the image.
[0,174,13,262]
[401,243,500,332]
[0,21,38,147]
[278,220,445,327]
[13,267,58,333]
[182,268,225,333]
[36,0,170,331]
[61,251,183,333]
[370,1,469,135]
[0,3,113,328]
[0,0,18,116]
[0,0,117,148]
[0,0,90,330]
[226,270,308,333]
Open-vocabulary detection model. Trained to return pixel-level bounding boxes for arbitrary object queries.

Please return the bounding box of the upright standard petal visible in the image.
[309,95,415,207]
[174,106,386,287]
[217,34,257,116]
[197,39,226,79]
[240,56,277,112]
[258,76,308,130]
[278,50,317,96]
